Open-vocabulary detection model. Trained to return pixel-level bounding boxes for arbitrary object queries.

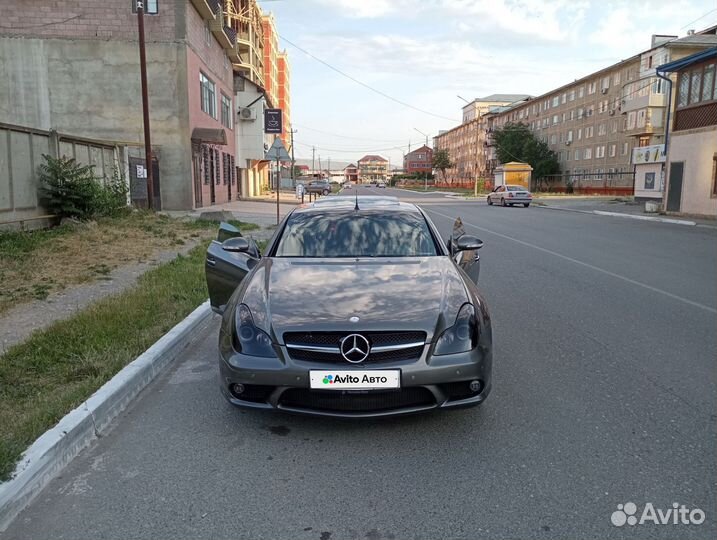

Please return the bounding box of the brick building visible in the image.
[403,145,433,176]
[358,155,389,182]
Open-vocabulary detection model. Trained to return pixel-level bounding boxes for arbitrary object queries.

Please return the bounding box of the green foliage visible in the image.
[432,149,453,182]
[37,155,129,220]
[492,122,561,182]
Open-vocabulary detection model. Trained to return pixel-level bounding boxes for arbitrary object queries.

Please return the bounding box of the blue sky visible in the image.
[265,0,716,166]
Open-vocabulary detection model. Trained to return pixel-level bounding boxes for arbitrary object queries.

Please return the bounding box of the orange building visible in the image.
[261,13,291,150]
[277,52,291,149]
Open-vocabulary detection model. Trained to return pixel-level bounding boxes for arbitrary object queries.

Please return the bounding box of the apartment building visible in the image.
[358,155,389,182]
[230,0,265,87]
[277,52,291,150]
[0,0,239,210]
[403,145,433,176]
[262,14,279,108]
[344,164,359,183]
[486,29,717,194]
[434,95,530,184]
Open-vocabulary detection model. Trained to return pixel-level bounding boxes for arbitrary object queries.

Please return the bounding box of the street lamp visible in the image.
[457,95,471,104]
[413,128,430,191]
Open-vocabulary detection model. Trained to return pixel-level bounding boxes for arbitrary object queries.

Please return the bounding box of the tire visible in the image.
[322,189,329,196]
[487,196,493,205]
[523,203,530,207]
[509,203,514,207]
[501,198,506,207]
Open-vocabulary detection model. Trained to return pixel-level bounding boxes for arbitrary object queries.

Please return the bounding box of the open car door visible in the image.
[205,223,260,313]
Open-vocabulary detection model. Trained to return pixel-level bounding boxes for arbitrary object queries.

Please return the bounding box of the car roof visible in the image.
[295,196,420,213]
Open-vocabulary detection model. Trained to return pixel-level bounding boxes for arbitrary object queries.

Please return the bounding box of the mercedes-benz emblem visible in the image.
[340,334,370,363]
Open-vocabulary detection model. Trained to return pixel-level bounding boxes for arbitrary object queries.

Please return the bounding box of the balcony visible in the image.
[190,0,218,20]
[209,10,236,50]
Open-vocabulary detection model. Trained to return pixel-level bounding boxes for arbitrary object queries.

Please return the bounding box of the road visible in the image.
[4,187,716,540]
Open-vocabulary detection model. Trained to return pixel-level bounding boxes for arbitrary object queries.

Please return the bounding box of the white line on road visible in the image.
[427,209,717,315]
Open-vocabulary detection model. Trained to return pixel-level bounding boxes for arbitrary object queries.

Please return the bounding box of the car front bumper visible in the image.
[217,331,492,418]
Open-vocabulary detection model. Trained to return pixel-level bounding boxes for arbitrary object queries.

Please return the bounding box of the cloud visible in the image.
[312,0,398,18]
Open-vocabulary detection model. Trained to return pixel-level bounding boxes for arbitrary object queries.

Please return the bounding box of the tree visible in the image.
[432,149,453,183]
[492,122,560,189]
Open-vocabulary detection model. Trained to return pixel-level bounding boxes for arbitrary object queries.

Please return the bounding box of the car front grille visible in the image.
[278,387,435,413]
[283,331,426,364]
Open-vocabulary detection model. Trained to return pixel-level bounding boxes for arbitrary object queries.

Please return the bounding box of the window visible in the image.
[678,72,690,107]
[274,212,439,258]
[627,111,636,130]
[553,115,559,125]
[550,134,557,144]
[613,71,621,85]
[588,81,597,94]
[200,72,216,117]
[562,93,567,104]
[567,130,573,142]
[132,0,158,14]
[703,64,715,102]
[596,145,605,158]
[690,71,701,104]
[577,107,584,119]
[609,144,616,157]
[574,149,581,160]
[584,148,592,159]
[570,109,575,120]
[204,22,212,46]
[638,136,650,147]
[221,94,233,128]
[578,86,584,98]
[585,125,593,138]
[611,120,618,133]
[644,172,656,190]
[622,142,629,155]
[598,123,606,136]
[552,96,559,107]
[569,90,575,101]
[602,76,610,90]
[577,128,582,140]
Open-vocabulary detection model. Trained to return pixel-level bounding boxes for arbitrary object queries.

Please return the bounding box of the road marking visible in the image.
[427,208,717,315]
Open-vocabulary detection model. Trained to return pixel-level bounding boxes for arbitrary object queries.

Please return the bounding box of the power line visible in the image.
[0,14,81,29]
[294,140,418,154]
[679,7,717,30]
[291,123,409,143]
[278,33,460,123]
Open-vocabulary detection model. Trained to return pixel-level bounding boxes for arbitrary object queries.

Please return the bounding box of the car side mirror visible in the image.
[455,234,483,251]
[221,237,250,253]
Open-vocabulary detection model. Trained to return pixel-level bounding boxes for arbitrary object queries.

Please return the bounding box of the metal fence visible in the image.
[0,122,126,228]
[537,171,635,195]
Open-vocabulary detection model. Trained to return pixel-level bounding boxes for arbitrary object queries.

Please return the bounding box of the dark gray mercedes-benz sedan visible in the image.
[205,196,492,417]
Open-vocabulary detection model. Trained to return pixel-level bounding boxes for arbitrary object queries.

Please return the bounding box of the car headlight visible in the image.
[434,303,478,356]
[233,304,276,357]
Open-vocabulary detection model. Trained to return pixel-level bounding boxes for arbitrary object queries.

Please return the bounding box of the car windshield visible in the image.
[274,210,438,257]
[507,186,525,191]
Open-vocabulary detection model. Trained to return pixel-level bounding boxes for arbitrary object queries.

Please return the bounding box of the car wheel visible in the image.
[524,203,530,207]
[322,189,329,195]
[501,197,506,207]
[487,196,492,205]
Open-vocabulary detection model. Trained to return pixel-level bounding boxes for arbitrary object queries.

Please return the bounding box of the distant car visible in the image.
[487,185,532,207]
[377,181,386,188]
[305,180,331,196]
[343,182,352,189]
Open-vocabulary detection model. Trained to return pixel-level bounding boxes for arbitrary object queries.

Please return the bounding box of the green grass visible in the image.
[0,242,211,481]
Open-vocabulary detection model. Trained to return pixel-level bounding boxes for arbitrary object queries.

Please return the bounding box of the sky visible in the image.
[264,0,717,167]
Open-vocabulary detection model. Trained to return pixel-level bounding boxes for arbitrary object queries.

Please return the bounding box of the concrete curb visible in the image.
[592,210,696,226]
[0,301,214,532]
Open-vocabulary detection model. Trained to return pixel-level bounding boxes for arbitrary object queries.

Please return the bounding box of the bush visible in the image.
[38,155,129,220]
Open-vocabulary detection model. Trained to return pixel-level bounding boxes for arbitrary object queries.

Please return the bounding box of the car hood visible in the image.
[240,257,470,343]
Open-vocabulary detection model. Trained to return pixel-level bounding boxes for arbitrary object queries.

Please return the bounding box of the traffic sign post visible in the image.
[265,138,291,224]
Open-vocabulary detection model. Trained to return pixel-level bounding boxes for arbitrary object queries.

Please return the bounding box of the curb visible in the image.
[0,301,214,532]
[592,210,696,226]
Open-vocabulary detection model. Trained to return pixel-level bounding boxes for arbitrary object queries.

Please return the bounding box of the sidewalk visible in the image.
[536,198,717,228]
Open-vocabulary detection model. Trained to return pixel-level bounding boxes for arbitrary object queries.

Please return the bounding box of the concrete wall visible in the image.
[666,127,717,217]
[0,35,192,209]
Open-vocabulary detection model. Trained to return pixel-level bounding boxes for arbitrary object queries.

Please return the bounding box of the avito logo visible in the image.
[611,502,705,527]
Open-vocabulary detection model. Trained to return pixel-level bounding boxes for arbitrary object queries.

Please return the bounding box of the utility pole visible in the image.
[289,127,297,184]
[312,146,315,177]
[318,155,322,178]
[136,0,154,209]
[328,157,331,178]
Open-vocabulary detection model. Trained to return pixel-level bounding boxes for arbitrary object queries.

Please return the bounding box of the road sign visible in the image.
[264,109,283,134]
[265,137,291,161]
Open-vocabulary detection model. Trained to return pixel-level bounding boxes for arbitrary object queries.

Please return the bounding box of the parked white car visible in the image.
[487,185,532,207]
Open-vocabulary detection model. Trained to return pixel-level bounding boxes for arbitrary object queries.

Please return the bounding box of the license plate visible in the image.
[309,370,400,390]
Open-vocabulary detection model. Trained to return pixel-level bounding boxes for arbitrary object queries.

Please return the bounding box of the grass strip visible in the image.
[0,242,211,481]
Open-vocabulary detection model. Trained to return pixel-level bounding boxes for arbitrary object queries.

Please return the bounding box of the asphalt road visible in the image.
[5,187,716,540]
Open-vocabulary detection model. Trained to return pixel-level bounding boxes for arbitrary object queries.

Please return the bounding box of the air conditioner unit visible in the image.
[238,107,256,121]
[565,140,571,146]
[587,110,593,116]
[601,88,608,94]
[609,110,615,116]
